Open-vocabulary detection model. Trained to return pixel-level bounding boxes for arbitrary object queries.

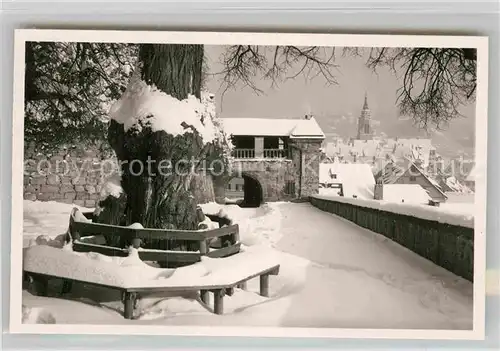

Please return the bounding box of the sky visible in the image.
[204,45,476,159]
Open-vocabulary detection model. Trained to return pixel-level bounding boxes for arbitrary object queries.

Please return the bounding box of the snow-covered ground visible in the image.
[21,200,473,329]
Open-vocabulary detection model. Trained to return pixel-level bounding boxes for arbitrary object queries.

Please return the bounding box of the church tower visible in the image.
[357,92,374,140]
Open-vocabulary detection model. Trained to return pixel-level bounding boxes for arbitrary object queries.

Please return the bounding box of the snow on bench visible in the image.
[69,207,241,267]
[23,245,280,318]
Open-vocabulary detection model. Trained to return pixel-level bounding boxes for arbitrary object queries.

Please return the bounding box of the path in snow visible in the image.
[274,202,473,330]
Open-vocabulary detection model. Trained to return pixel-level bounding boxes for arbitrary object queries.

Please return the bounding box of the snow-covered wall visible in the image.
[312,194,474,228]
[310,195,474,281]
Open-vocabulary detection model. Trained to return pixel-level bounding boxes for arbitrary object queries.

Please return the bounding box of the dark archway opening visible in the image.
[225,174,263,208]
[241,174,263,207]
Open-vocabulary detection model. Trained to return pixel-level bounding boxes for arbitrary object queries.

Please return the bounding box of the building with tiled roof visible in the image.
[374,159,448,203]
[218,115,325,204]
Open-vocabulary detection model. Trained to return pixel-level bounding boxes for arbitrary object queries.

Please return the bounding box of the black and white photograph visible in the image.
[11,30,487,338]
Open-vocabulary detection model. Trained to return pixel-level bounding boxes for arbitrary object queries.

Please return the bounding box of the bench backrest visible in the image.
[69,208,239,241]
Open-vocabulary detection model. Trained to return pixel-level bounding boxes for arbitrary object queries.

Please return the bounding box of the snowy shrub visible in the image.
[25,42,138,151]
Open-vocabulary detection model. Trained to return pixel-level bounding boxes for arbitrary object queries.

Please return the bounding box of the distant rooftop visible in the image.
[325,137,436,167]
[319,162,375,199]
[383,184,432,205]
[221,117,325,139]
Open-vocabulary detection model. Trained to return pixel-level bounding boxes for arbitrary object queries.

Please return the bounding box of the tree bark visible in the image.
[105,44,223,245]
[139,44,204,100]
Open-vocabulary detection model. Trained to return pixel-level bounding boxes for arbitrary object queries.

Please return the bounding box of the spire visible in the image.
[363,92,369,110]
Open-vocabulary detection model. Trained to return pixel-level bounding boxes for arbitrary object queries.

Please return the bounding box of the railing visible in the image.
[309,196,474,282]
[263,148,288,159]
[232,148,255,159]
[69,209,241,268]
[232,148,288,159]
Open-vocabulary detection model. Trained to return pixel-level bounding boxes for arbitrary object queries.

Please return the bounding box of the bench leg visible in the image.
[260,274,269,297]
[123,292,137,320]
[200,290,210,305]
[213,289,225,315]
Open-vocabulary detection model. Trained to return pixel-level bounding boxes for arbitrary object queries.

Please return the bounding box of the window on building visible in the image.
[364,124,370,133]
[409,176,417,182]
[227,183,232,190]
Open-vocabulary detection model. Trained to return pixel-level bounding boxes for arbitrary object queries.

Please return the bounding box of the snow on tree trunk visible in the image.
[102,44,231,236]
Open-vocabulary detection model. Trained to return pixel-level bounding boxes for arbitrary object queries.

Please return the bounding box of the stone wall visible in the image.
[25,140,324,206]
[226,159,296,202]
[23,144,116,208]
[289,138,322,198]
[256,159,295,201]
[219,139,323,203]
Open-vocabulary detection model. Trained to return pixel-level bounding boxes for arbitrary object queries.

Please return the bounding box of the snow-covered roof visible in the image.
[382,184,432,205]
[290,118,326,138]
[375,159,448,199]
[319,162,375,199]
[375,161,406,184]
[220,117,325,139]
[351,139,383,157]
[445,176,472,193]
[326,138,434,167]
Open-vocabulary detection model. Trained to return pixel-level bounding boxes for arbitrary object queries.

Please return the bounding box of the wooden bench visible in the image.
[23,246,280,319]
[68,208,241,267]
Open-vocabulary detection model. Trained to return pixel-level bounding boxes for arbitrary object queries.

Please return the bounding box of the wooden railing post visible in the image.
[213,289,225,315]
[123,292,137,319]
[200,289,210,305]
[132,238,141,249]
[199,240,208,255]
[72,230,80,242]
[232,225,240,244]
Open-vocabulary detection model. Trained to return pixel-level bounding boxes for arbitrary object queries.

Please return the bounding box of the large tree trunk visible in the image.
[104,44,222,242]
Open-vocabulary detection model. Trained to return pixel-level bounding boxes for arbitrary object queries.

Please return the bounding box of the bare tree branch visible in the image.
[345,47,477,130]
[215,45,339,97]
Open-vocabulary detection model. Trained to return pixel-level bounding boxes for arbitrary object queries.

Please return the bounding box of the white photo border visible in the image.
[9,29,489,340]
